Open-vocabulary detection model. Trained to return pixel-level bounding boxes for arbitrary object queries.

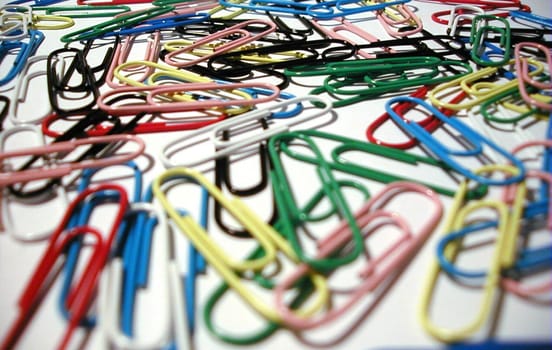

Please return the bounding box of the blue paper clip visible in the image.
[57,162,142,328]
[510,10,552,29]
[103,12,209,37]
[7,0,66,6]
[385,96,526,186]
[0,29,44,87]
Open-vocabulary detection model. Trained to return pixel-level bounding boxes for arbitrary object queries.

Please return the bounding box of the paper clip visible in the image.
[515,42,552,111]
[270,131,371,270]
[501,170,552,297]
[428,58,545,111]
[105,33,161,88]
[0,5,30,41]
[510,10,552,29]
[269,129,488,198]
[309,19,379,59]
[469,14,511,67]
[47,47,100,116]
[0,29,44,87]
[274,181,443,329]
[213,128,278,237]
[32,4,132,17]
[60,5,174,43]
[163,19,277,68]
[291,56,471,107]
[97,81,279,116]
[366,86,467,150]
[8,55,53,125]
[206,39,357,77]
[0,134,145,187]
[0,184,128,350]
[376,2,423,37]
[160,95,331,169]
[446,4,485,36]
[152,167,329,322]
[385,96,526,186]
[0,124,68,241]
[98,202,189,349]
[419,164,526,343]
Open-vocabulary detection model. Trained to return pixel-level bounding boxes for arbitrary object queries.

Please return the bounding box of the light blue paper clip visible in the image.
[385,96,526,186]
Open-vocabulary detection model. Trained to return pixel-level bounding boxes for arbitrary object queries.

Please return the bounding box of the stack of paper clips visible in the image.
[0,0,550,349]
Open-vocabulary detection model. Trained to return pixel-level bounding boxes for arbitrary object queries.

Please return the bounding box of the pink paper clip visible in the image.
[97,81,280,116]
[0,134,145,187]
[106,32,161,88]
[162,19,277,68]
[515,42,552,111]
[376,3,423,37]
[274,182,443,330]
[310,19,379,59]
[0,184,128,350]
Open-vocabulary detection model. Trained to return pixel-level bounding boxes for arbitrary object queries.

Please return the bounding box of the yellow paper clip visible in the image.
[152,167,329,322]
[419,164,526,343]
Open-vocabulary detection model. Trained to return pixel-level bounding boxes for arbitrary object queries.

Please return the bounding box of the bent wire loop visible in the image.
[219,0,409,20]
[469,14,511,67]
[514,41,552,111]
[0,124,69,241]
[366,86,467,150]
[309,19,379,59]
[269,131,370,271]
[0,29,44,87]
[97,81,280,116]
[47,47,100,116]
[8,55,53,125]
[385,96,526,186]
[105,32,161,88]
[500,169,552,297]
[0,184,129,350]
[509,10,552,29]
[446,4,484,37]
[428,58,545,111]
[273,182,443,329]
[269,129,488,199]
[500,140,552,297]
[419,164,526,343]
[98,202,189,349]
[163,19,277,68]
[376,2,423,37]
[205,39,357,78]
[285,56,472,107]
[152,167,329,322]
[60,5,174,43]
[55,161,142,330]
[0,134,145,187]
[213,123,279,237]
[160,95,331,169]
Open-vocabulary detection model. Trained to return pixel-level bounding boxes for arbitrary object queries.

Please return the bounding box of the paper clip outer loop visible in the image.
[428,58,545,111]
[0,124,69,241]
[0,134,145,187]
[514,42,552,111]
[159,96,331,169]
[97,81,279,116]
[0,184,128,350]
[152,167,329,322]
[418,164,525,343]
[385,96,526,186]
[274,181,443,329]
[98,202,178,349]
[163,19,277,68]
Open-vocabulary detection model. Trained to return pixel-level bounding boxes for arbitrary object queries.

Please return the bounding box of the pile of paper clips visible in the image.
[0,0,551,349]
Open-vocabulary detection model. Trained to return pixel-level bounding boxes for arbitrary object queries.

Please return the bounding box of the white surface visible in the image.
[0,1,551,349]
